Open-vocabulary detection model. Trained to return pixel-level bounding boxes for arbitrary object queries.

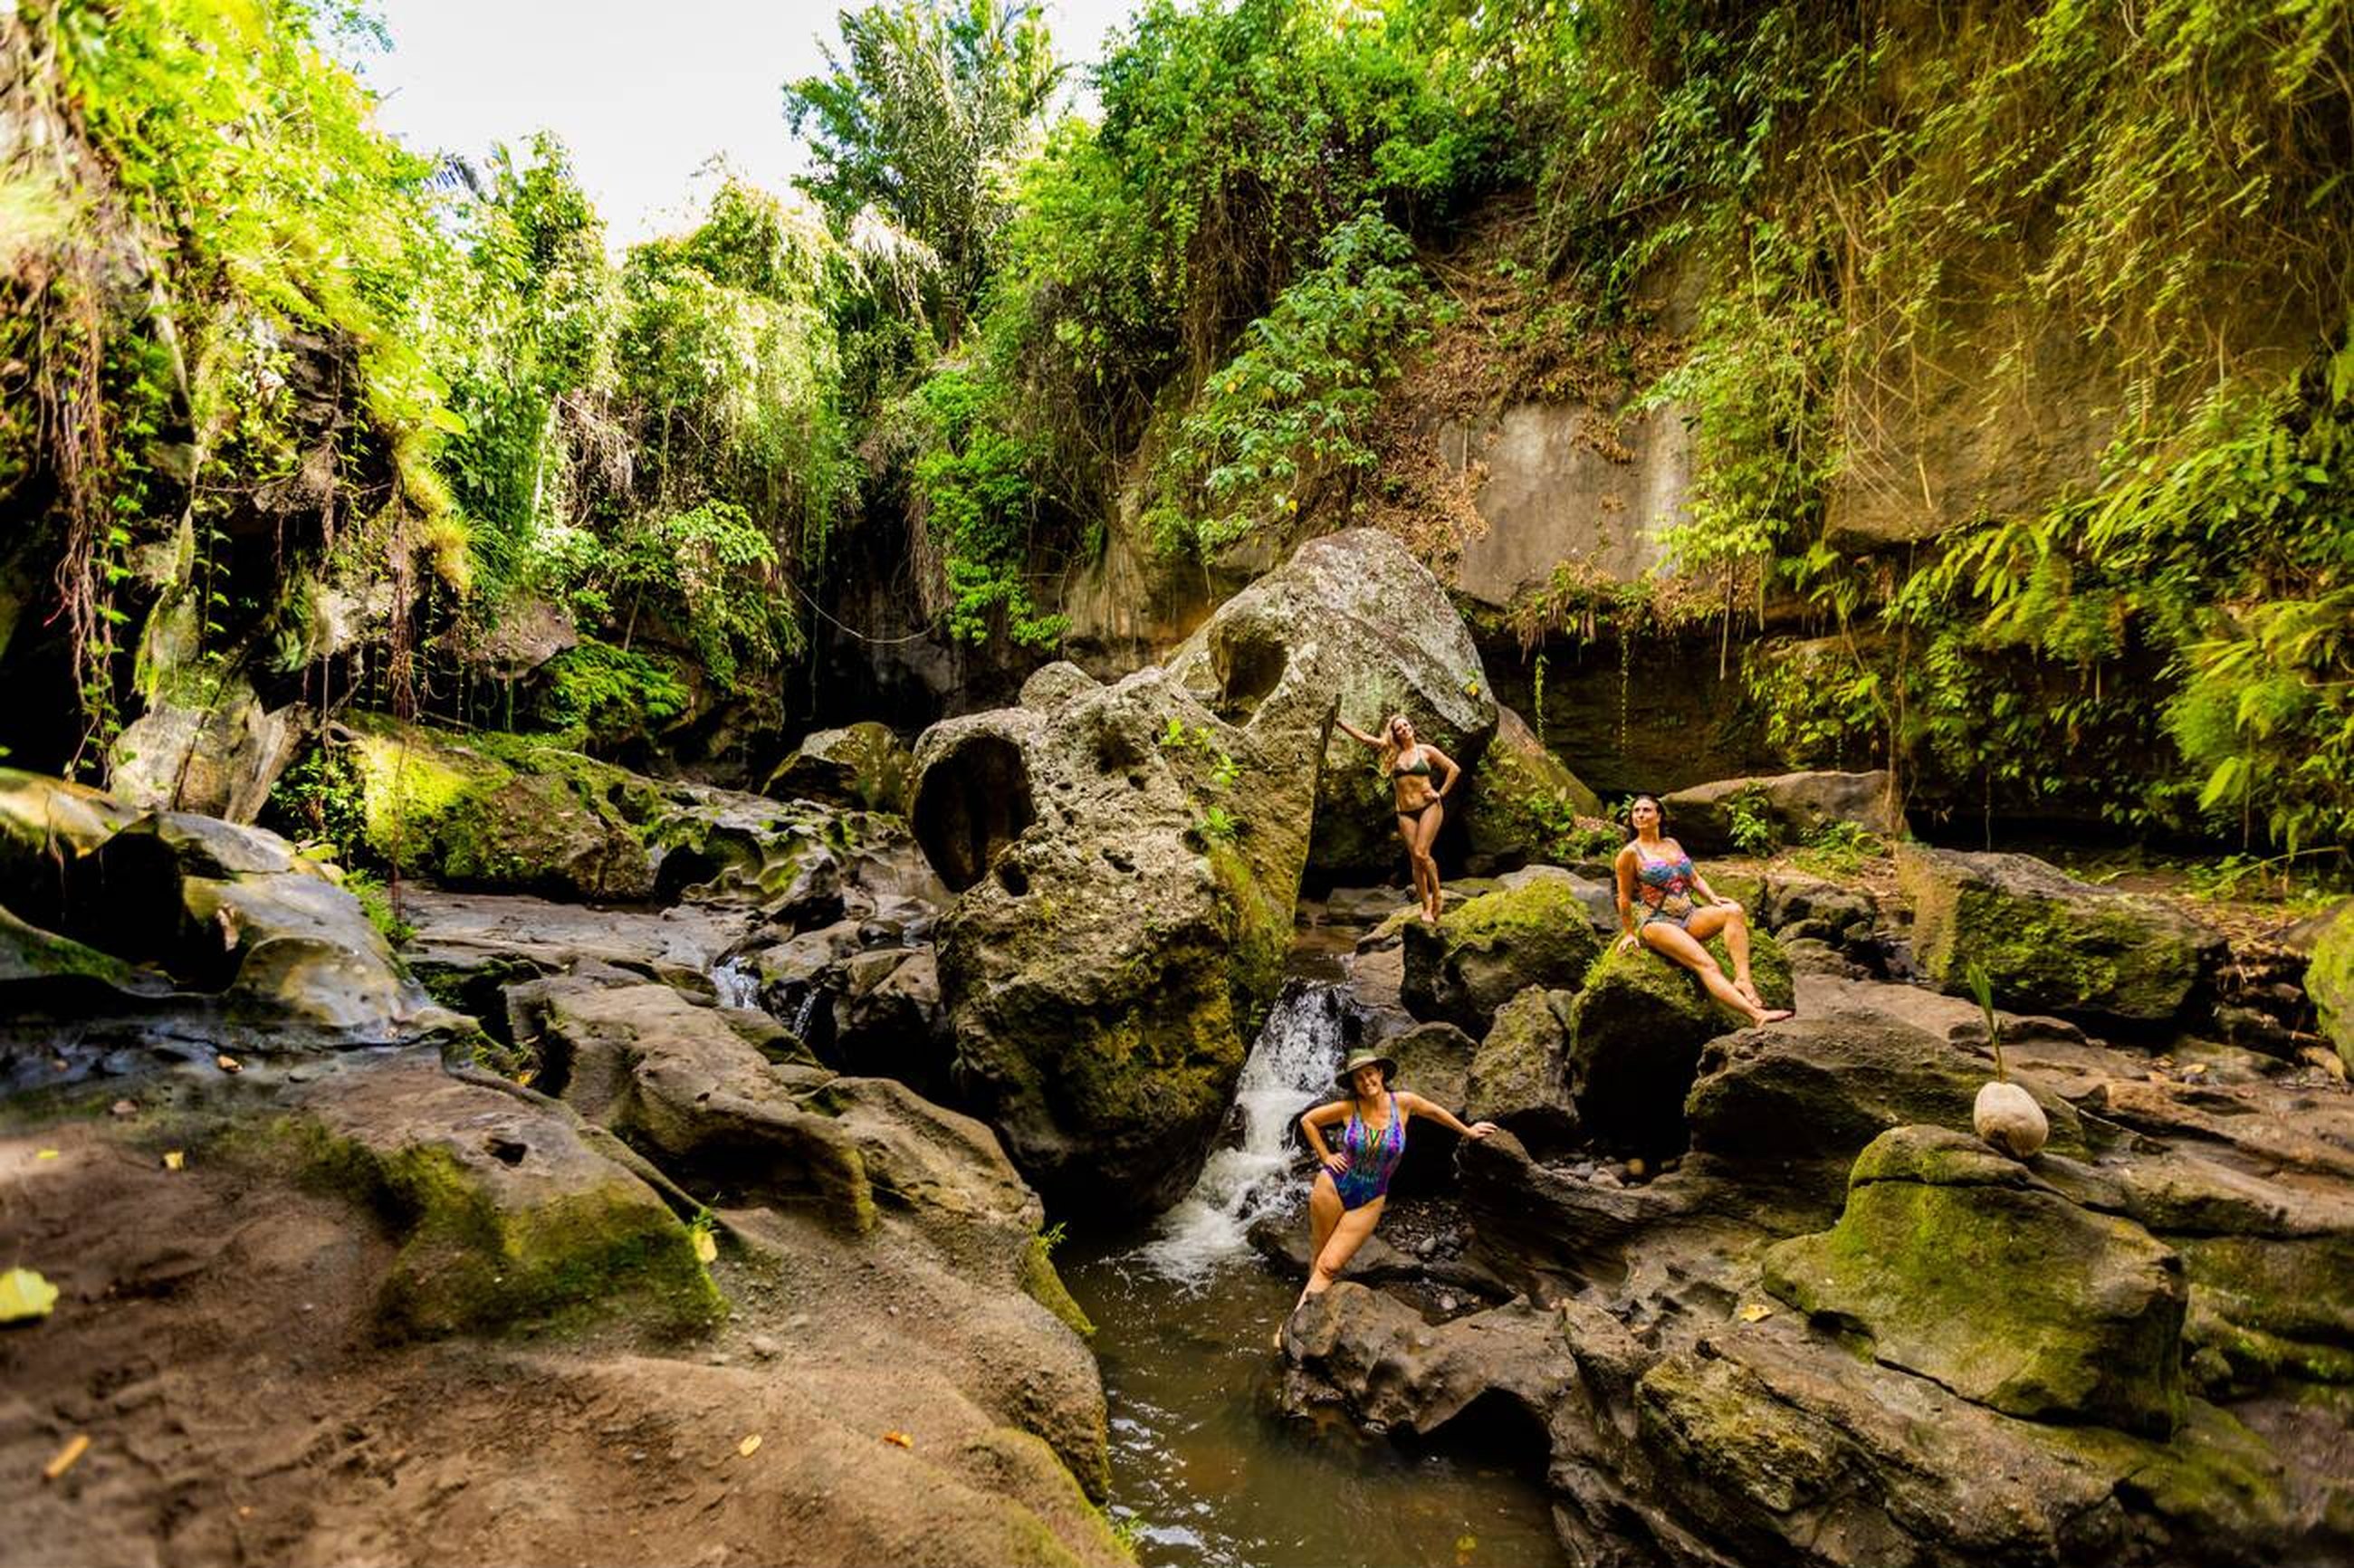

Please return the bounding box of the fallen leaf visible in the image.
[42,1434,89,1482]
[882,1430,913,1449]
[35,1149,59,1161]
[110,1099,138,1117]
[0,1267,60,1323]
[736,1434,761,1458]
[1738,1303,1773,1323]
[162,1151,185,1171]
[692,1229,718,1266]
[215,1054,243,1074]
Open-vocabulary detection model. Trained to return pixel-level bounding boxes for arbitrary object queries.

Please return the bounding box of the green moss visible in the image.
[2046,1400,2292,1539]
[2309,906,2354,1072]
[1019,1230,1096,1340]
[274,1113,723,1337]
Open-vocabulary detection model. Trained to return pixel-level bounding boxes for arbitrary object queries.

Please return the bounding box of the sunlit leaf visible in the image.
[42,1434,90,1482]
[0,1268,61,1323]
[737,1433,761,1458]
[162,1151,185,1171]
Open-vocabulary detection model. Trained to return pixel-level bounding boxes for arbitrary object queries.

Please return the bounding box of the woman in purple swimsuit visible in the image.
[1612,794,1792,1026]
[1291,1047,1496,1316]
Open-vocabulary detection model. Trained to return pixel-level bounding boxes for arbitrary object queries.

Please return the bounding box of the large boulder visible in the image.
[911,664,1318,1219]
[2304,901,2354,1072]
[1686,1009,2085,1213]
[1764,1125,2188,1437]
[1401,865,1608,1034]
[1168,528,1497,880]
[291,1049,721,1336]
[917,531,1483,1219]
[1662,770,1904,856]
[762,721,915,814]
[347,718,663,900]
[108,670,306,824]
[1467,986,1579,1148]
[1899,844,2225,1022]
[0,769,434,1053]
[1458,703,1606,870]
[1562,930,1794,1153]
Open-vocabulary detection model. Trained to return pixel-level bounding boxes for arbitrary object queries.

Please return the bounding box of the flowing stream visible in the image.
[1061,977,1569,1568]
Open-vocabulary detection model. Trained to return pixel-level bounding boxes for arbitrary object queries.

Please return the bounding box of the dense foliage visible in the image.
[4,0,2350,863]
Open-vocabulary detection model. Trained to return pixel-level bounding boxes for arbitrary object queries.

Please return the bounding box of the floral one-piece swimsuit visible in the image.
[1634,844,1699,931]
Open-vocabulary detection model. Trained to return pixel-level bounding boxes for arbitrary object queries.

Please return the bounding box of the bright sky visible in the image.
[359,0,1140,247]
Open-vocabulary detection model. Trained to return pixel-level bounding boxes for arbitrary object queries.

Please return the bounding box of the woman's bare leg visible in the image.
[1410,802,1445,920]
[1306,1174,1343,1281]
[1683,904,1761,1006]
[1396,814,1430,915]
[1640,922,1787,1024]
[1304,1199,1385,1298]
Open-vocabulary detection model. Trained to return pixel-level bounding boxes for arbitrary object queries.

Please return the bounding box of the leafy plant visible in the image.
[1726,784,1776,856]
[1964,962,2007,1085]
[1196,805,1241,844]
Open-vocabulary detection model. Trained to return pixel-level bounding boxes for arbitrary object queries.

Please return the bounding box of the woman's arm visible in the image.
[1400,1091,1497,1139]
[1299,1100,1352,1172]
[1689,857,1739,908]
[1334,717,1380,749]
[1613,846,1641,951]
[1427,747,1462,799]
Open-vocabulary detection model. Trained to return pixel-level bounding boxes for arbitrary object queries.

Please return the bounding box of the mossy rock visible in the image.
[764,721,916,815]
[1019,1232,1095,1340]
[1898,844,2223,1023]
[291,1056,721,1337]
[1468,986,1578,1147]
[2306,901,2354,1073]
[1764,1125,2187,1437]
[1564,926,1793,1153]
[1459,703,1605,867]
[348,717,661,900]
[1402,868,1607,1035]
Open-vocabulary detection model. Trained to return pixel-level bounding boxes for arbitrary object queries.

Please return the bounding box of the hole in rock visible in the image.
[483,1134,529,1166]
[1212,622,1288,720]
[995,860,1030,897]
[911,734,1035,893]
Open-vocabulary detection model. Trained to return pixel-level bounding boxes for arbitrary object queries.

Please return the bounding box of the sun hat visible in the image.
[1335,1047,1399,1088]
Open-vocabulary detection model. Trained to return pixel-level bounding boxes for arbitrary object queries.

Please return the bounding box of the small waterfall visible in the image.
[711,957,762,1012]
[1133,979,1355,1286]
[788,985,823,1041]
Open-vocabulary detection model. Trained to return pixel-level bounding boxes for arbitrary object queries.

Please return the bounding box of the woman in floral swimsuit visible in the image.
[1612,794,1792,1026]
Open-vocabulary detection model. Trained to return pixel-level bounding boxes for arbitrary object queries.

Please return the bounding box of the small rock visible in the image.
[1625,1157,1648,1179]
[1590,1168,1622,1188]
[1436,1293,1459,1313]
[749,1335,780,1360]
[1417,1237,1439,1259]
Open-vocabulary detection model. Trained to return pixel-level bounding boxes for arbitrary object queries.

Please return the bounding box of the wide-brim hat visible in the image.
[1335,1047,1399,1087]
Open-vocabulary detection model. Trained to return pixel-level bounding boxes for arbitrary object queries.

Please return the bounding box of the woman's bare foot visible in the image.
[1756,1007,1794,1025]
[1735,975,1764,1009]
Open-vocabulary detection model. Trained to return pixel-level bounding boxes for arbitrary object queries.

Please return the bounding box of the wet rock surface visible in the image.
[1282,891,2354,1567]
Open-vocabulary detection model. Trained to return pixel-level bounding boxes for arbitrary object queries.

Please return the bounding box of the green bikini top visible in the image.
[1392,749,1432,778]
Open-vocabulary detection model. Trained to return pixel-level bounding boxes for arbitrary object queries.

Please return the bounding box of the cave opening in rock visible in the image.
[1211,622,1288,720]
[911,734,1036,893]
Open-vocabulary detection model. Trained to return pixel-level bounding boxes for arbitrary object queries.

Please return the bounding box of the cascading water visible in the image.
[1133,979,1356,1285]
[710,957,761,1012]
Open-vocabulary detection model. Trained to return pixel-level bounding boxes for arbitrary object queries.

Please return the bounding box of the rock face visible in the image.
[1662,770,1903,855]
[1562,931,1794,1152]
[1166,528,1497,880]
[1899,844,2225,1022]
[2306,901,2353,1070]
[1401,866,1607,1035]
[108,671,307,823]
[1764,1125,2188,1436]
[0,769,435,1066]
[1458,703,1605,870]
[763,721,915,813]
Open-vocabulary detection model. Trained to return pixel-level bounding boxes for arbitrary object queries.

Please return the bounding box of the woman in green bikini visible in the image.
[1335,712,1459,922]
[1613,794,1792,1026]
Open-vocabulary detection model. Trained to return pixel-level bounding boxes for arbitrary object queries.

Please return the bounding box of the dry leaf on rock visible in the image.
[881,1431,913,1449]
[0,1267,61,1323]
[43,1434,90,1481]
[162,1151,185,1171]
[736,1434,761,1458]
